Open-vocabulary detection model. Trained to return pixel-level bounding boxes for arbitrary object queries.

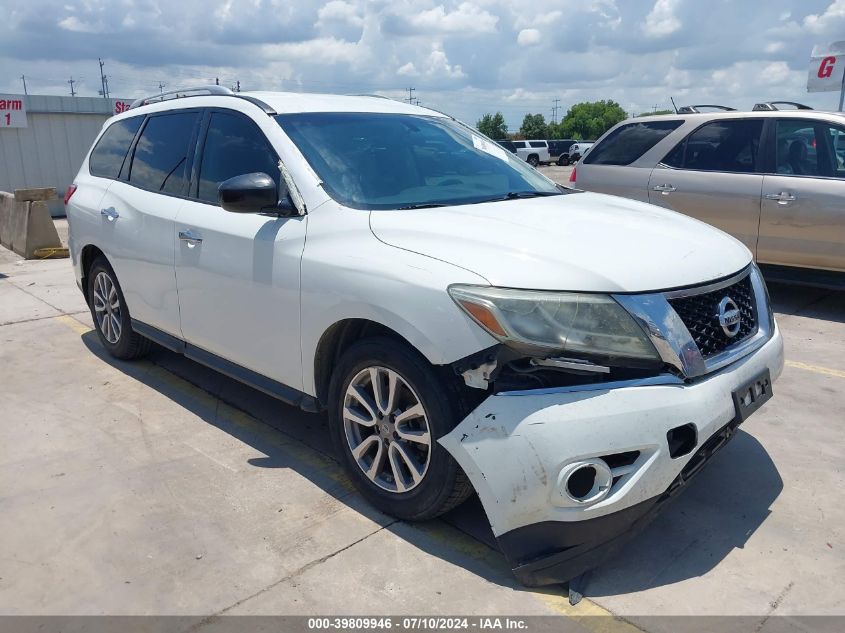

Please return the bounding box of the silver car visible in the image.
[571,106,845,281]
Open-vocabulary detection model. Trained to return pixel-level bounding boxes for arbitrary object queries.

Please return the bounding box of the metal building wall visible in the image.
[0,95,129,216]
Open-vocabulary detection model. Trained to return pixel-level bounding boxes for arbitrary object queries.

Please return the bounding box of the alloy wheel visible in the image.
[92,271,122,344]
[343,366,432,493]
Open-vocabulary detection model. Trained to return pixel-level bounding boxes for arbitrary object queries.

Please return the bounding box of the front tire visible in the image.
[328,337,473,521]
[558,156,570,166]
[86,256,151,360]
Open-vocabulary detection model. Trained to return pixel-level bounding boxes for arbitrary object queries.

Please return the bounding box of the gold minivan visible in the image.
[571,104,845,284]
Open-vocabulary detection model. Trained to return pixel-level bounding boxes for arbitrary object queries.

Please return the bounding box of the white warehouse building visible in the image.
[0,94,132,217]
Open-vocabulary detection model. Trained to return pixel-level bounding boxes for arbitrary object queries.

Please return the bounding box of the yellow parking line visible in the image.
[533,589,645,632]
[785,360,845,379]
[56,314,92,335]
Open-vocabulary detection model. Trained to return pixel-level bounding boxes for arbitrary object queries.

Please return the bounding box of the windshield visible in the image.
[275,112,563,210]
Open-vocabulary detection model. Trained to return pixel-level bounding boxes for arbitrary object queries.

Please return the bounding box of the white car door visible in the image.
[174,109,307,393]
[96,110,201,336]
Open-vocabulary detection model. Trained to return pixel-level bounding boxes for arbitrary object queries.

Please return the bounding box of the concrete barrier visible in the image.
[0,188,64,259]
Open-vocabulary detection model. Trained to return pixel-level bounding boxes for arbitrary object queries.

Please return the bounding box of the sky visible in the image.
[2,0,845,130]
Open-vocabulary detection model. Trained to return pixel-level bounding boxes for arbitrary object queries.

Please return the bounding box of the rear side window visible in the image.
[663,119,763,173]
[197,112,280,204]
[129,112,198,195]
[529,141,546,148]
[89,117,143,179]
[584,120,683,166]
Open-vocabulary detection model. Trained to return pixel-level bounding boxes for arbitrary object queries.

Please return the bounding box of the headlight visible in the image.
[448,285,658,361]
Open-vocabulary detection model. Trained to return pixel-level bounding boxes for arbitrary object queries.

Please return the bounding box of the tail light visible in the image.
[569,167,576,183]
[64,184,77,205]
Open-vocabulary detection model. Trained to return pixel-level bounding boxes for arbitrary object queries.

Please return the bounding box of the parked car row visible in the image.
[571,106,845,281]
[495,139,594,166]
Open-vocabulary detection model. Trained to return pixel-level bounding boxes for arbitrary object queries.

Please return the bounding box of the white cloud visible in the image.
[57,16,102,33]
[410,3,498,34]
[642,0,681,38]
[517,29,541,46]
[316,0,363,27]
[803,0,845,33]
[425,48,465,79]
[397,61,418,76]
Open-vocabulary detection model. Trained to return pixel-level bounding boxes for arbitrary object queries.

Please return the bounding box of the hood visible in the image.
[369,192,752,293]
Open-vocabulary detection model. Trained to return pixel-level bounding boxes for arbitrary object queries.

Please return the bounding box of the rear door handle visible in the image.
[765,192,796,204]
[651,184,676,194]
[100,207,119,222]
[178,229,203,248]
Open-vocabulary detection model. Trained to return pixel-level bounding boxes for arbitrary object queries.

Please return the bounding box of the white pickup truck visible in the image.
[512,140,550,166]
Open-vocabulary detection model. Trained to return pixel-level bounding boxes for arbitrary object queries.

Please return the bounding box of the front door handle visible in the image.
[100,207,119,222]
[651,184,677,194]
[178,229,203,248]
[765,192,796,205]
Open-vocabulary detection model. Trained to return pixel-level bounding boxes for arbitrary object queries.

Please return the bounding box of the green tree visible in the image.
[559,100,627,140]
[476,112,508,139]
[519,113,549,139]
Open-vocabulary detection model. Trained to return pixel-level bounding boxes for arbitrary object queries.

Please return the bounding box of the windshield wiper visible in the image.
[473,190,562,204]
[397,203,447,209]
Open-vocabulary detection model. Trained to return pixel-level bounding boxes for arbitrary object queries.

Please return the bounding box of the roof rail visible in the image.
[676,104,736,114]
[752,101,813,111]
[129,85,234,110]
[127,85,277,115]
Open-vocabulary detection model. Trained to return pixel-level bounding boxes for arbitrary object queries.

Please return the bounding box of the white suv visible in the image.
[66,87,783,587]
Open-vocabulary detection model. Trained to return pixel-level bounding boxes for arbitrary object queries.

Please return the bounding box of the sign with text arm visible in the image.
[0,95,27,128]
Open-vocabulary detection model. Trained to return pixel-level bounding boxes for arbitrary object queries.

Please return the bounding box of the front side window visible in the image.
[198,112,280,204]
[584,120,683,166]
[275,113,562,210]
[775,120,820,176]
[89,116,143,179]
[663,119,763,173]
[129,112,198,195]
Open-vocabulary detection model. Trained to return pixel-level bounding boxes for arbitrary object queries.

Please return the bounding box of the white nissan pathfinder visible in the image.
[66,87,784,587]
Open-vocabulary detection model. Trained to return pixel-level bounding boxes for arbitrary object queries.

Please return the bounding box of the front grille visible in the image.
[668,273,757,358]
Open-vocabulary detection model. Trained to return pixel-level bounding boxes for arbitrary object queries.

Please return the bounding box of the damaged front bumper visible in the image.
[439,324,784,587]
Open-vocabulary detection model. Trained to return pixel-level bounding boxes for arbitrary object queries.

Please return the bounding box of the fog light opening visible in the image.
[557,460,614,506]
[567,465,597,500]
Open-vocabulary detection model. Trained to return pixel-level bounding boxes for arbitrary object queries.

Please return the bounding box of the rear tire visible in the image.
[558,156,570,166]
[328,337,473,521]
[528,155,540,167]
[86,256,151,360]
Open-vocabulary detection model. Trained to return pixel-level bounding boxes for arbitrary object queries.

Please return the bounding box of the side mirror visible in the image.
[218,172,297,216]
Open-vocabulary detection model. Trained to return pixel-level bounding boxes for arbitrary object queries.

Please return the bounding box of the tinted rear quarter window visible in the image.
[584,120,683,166]
[89,116,143,179]
[529,141,546,148]
[663,119,763,173]
[129,112,198,195]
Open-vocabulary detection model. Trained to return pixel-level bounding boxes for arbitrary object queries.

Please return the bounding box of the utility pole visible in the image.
[236,80,240,92]
[68,76,77,97]
[406,87,415,103]
[98,58,108,98]
[552,98,561,124]
[21,75,28,95]
[215,77,219,86]
[158,81,166,95]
